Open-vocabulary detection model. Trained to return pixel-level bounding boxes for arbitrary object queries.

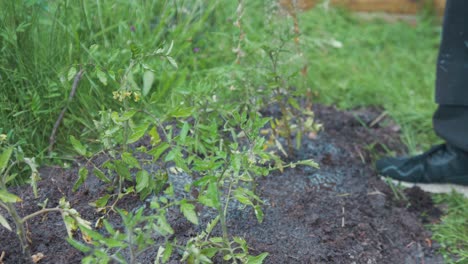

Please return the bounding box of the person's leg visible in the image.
[433,0,468,152]
[433,105,468,152]
[376,0,468,196]
[434,0,468,106]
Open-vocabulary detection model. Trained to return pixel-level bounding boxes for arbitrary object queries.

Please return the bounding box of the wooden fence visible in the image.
[280,0,446,15]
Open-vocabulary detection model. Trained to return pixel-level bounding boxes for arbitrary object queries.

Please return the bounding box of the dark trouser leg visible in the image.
[434,106,468,152]
[432,0,468,151]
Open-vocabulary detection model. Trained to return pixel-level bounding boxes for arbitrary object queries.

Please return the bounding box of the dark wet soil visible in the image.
[0,105,444,264]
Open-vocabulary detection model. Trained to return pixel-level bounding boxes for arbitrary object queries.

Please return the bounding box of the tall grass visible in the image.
[0,0,232,159]
[1,0,441,159]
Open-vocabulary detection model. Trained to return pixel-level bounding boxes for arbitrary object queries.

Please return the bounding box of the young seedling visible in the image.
[0,143,90,262]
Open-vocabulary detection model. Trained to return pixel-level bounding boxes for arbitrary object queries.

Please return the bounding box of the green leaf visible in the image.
[121,152,140,168]
[67,66,77,81]
[93,194,111,208]
[157,214,174,235]
[179,122,190,144]
[166,56,178,69]
[128,123,149,144]
[254,205,264,223]
[0,189,22,203]
[234,191,253,206]
[73,167,88,192]
[171,107,193,118]
[0,147,13,174]
[206,216,219,234]
[209,237,224,244]
[70,136,87,156]
[246,253,269,264]
[180,199,199,225]
[24,157,40,198]
[162,242,173,263]
[112,110,137,123]
[96,68,107,86]
[66,237,92,253]
[207,182,220,208]
[136,171,149,193]
[201,247,219,258]
[114,160,132,181]
[155,246,165,264]
[142,71,155,96]
[287,97,301,110]
[174,155,189,172]
[0,213,12,231]
[148,142,170,161]
[192,176,216,187]
[93,168,111,183]
[130,43,141,59]
[148,127,161,146]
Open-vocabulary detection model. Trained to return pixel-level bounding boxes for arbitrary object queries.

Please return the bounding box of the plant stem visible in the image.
[22,208,63,223]
[5,202,31,261]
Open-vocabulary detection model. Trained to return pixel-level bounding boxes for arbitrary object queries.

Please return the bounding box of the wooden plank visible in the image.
[280,0,446,15]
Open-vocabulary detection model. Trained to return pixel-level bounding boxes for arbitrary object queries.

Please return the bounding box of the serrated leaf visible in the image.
[162,242,173,262]
[142,71,155,96]
[206,215,219,234]
[201,247,219,258]
[130,43,141,59]
[0,189,22,203]
[62,215,77,237]
[157,214,174,235]
[121,152,140,168]
[209,237,223,244]
[73,167,88,192]
[246,252,269,264]
[135,170,149,193]
[180,199,198,225]
[179,122,189,144]
[70,136,87,156]
[148,127,161,146]
[67,66,77,81]
[96,68,107,86]
[24,157,40,198]
[114,161,132,181]
[171,107,192,118]
[128,122,150,144]
[288,97,301,110]
[207,182,220,208]
[0,213,12,231]
[0,147,13,173]
[254,205,264,223]
[155,246,165,264]
[93,168,111,183]
[233,236,246,246]
[93,194,111,208]
[234,191,253,206]
[166,56,178,69]
[66,237,92,253]
[112,110,137,123]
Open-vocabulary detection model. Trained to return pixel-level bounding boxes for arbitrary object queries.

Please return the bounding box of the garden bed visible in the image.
[0,105,444,264]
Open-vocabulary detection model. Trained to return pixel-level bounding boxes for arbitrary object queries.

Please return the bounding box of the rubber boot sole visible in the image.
[380,176,468,198]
